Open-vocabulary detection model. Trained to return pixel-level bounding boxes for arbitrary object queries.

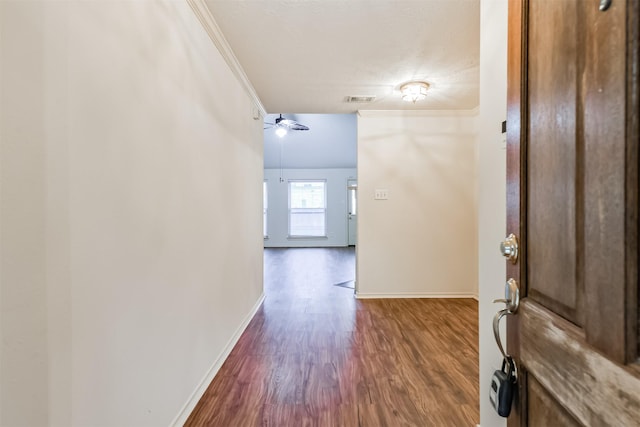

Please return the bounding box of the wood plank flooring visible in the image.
[185,247,479,426]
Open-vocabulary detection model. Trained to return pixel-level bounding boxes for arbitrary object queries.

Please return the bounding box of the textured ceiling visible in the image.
[205,0,480,114]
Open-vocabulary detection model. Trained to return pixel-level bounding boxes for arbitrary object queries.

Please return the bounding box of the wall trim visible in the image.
[355,292,477,299]
[186,0,267,119]
[357,107,479,118]
[473,294,479,301]
[170,292,265,426]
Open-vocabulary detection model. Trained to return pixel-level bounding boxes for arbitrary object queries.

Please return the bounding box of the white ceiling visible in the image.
[205,0,480,114]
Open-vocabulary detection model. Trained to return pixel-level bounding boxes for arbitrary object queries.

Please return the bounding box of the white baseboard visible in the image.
[170,292,265,426]
[355,292,477,299]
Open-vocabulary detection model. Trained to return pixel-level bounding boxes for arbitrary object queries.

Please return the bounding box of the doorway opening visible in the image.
[263,113,357,291]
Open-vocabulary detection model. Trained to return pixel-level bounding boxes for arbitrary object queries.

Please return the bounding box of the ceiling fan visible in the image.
[264,114,309,132]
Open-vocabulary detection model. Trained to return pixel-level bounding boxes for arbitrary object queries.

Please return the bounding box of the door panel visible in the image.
[507,0,640,425]
[527,375,580,427]
[527,0,582,324]
[583,0,632,362]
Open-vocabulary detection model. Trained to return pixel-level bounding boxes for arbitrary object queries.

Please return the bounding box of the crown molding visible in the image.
[187,0,267,119]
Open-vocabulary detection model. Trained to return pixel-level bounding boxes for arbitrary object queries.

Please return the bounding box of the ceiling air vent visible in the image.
[345,95,376,103]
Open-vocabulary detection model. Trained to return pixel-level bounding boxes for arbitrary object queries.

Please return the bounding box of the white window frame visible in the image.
[288,180,327,238]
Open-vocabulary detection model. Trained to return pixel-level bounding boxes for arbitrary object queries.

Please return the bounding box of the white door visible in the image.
[347,180,357,246]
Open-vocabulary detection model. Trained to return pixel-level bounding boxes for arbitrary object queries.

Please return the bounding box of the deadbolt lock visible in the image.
[499,234,519,264]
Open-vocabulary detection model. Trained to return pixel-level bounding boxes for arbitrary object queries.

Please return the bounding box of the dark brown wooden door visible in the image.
[506,0,640,425]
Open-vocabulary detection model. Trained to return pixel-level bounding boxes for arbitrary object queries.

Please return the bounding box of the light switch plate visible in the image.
[374,189,389,200]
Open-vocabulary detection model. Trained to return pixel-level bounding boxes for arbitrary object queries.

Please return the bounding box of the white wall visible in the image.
[0,1,264,426]
[356,111,478,298]
[478,0,508,426]
[264,168,356,247]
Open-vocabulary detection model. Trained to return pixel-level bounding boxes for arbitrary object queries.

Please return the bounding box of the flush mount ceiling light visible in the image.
[400,81,431,103]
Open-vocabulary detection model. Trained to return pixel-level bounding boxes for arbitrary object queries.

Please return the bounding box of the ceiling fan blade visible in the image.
[288,123,309,131]
[267,115,310,131]
[278,119,309,130]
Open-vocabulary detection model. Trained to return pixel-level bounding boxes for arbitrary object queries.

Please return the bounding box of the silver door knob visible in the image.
[499,233,519,264]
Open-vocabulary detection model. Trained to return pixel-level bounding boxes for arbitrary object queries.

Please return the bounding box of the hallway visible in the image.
[186,248,479,426]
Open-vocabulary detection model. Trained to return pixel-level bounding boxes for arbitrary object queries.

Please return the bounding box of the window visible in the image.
[289,181,326,237]
[348,185,357,215]
[263,181,268,238]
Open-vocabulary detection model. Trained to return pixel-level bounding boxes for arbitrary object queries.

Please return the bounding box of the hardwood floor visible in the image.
[185,247,479,426]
